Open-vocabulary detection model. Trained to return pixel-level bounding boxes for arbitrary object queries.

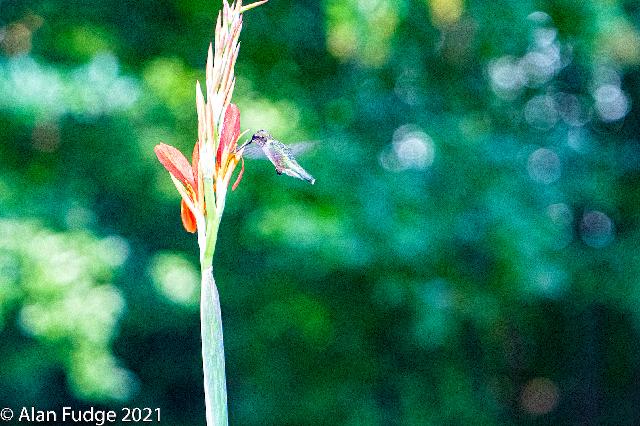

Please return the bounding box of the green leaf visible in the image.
[200,267,228,426]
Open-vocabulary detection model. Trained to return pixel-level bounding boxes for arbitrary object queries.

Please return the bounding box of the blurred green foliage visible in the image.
[1,0,640,424]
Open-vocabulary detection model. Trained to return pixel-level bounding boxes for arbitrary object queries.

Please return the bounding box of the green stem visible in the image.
[202,218,219,268]
[202,176,218,268]
[200,266,228,426]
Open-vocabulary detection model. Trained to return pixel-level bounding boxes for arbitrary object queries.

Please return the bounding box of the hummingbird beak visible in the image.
[233,129,253,154]
[235,138,252,154]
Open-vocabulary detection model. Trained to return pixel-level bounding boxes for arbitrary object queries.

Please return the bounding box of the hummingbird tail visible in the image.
[301,171,315,185]
[282,165,316,184]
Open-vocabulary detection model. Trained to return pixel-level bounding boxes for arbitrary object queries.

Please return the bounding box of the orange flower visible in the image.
[217,103,245,191]
[154,1,266,240]
[154,103,244,233]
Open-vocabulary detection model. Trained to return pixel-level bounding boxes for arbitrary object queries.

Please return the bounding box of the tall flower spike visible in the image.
[154,2,272,425]
[156,0,267,239]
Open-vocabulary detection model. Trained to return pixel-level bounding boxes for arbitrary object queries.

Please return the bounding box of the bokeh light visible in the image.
[527,147,561,184]
[379,125,435,172]
[593,84,630,122]
[580,210,614,248]
[149,252,199,306]
[520,377,560,415]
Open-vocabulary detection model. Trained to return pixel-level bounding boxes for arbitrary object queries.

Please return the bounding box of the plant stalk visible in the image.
[201,176,219,268]
[200,266,228,426]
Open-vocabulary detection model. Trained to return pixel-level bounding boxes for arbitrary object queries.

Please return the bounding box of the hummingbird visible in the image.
[238,130,316,184]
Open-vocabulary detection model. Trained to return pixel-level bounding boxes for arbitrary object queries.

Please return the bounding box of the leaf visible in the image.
[200,267,228,426]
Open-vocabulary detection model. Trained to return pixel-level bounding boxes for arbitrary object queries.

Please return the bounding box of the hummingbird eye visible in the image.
[251,130,270,145]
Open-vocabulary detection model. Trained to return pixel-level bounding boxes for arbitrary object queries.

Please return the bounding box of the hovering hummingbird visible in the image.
[237,130,316,184]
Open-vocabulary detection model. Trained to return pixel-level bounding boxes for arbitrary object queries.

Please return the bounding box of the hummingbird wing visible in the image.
[241,141,316,160]
[288,141,316,156]
[241,143,266,159]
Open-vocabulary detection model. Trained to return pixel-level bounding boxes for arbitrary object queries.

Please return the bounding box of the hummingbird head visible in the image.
[251,130,271,147]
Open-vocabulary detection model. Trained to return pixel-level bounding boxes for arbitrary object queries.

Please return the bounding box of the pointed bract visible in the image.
[206,43,214,98]
[196,81,206,146]
[241,0,269,13]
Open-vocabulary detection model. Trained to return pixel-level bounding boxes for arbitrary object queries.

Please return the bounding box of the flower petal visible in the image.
[180,198,198,233]
[192,141,200,195]
[232,156,245,191]
[154,143,196,190]
[217,103,241,165]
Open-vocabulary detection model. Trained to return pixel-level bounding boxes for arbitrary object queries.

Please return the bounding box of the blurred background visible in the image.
[1,0,640,424]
